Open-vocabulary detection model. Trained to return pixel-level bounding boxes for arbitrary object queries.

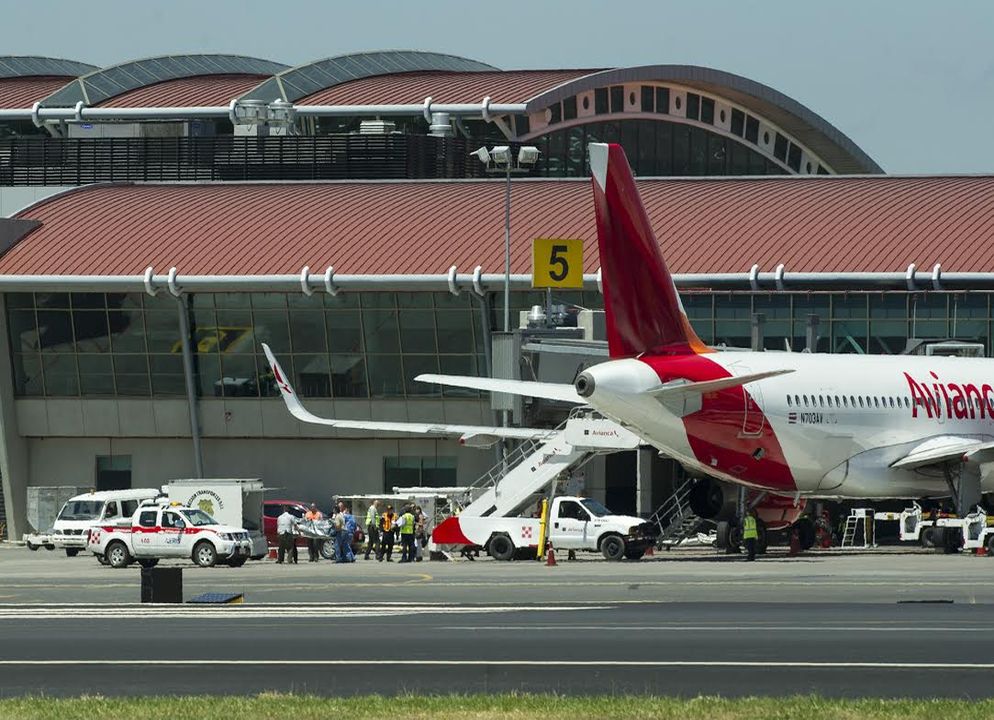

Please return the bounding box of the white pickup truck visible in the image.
[86,502,253,568]
[432,496,659,561]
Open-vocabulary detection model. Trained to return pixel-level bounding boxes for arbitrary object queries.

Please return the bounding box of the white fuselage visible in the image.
[581,351,994,499]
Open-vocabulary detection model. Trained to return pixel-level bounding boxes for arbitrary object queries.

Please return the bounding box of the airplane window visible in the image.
[842,396,848,408]
[872,397,878,408]
[889,397,895,408]
[858,397,864,408]
[787,395,792,407]
[803,395,808,406]
[819,395,824,406]
[850,396,856,407]
[794,395,800,406]
[826,396,833,408]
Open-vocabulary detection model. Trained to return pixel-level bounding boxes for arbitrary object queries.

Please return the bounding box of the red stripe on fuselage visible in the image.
[640,354,796,492]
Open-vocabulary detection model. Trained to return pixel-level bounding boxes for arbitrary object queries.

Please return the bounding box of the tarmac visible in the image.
[3,544,994,697]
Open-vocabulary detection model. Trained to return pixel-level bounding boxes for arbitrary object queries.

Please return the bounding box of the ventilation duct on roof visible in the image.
[427,112,454,137]
[358,119,396,135]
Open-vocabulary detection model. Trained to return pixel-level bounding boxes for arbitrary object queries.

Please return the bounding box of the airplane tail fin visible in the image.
[589,142,710,358]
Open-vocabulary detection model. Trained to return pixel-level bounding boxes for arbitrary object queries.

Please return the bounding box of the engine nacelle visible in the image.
[687,478,806,531]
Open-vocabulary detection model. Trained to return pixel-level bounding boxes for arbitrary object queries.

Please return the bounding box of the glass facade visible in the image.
[7,291,992,398]
[531,119,787,178]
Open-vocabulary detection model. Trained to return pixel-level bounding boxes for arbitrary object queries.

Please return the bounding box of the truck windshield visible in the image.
[580,499,614,517]
[57,500,104,521]
[181,509,217,527]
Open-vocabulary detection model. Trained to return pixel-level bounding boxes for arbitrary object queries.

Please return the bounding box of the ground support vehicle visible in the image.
[164,478,268,560]
[86,501,253,568]
[23,489,158,557]
[263,500,311,549]
[433,495,658,561]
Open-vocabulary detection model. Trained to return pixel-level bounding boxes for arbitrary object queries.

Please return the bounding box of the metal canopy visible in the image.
[40,54,288,107]
[0,56,97,79]
[241,50,498,103]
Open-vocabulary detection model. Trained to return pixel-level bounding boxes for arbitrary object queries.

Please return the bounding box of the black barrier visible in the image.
[140,566,183,603]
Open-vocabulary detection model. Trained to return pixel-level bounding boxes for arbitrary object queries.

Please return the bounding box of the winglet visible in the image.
[590,142,710,358]
[261,343,311,422]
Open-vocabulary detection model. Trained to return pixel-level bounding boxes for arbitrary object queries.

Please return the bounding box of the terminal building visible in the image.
[0,50,985,540]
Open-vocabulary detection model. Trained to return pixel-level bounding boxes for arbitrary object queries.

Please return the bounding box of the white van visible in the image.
[26,489,158,557]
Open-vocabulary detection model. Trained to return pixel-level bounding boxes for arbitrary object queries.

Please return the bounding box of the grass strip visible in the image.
[1,694,994,720]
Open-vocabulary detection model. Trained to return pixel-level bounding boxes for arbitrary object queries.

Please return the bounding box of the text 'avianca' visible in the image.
[904,371,994,420]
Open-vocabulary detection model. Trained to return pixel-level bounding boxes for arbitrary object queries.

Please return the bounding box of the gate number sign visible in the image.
[532,238,583,289]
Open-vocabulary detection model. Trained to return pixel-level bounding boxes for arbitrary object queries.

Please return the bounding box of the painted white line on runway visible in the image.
[1,659,993,670]
[441,625,994,632]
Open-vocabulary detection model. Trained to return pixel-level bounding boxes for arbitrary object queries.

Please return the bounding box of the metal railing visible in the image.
[0,134,493,185]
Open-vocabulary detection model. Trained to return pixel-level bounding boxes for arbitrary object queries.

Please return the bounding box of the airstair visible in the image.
[459,411,640,519]
[646,477,711,546]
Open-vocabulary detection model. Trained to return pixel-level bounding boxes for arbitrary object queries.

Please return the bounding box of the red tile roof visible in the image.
[0,76,75,109]
[298,70,597,105]
[99,74,270,108]
[5,175,994,277]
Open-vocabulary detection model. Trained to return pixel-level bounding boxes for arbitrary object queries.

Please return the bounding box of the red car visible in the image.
[263,500,312,548]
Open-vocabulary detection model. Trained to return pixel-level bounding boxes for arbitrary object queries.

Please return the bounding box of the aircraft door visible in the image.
[740,369,766,437]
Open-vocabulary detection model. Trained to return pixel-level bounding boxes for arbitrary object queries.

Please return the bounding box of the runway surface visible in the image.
[3,600,994,698]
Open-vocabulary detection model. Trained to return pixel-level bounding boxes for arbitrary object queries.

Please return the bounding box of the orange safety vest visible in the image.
[304,510,322,522]
[381,512,395,532]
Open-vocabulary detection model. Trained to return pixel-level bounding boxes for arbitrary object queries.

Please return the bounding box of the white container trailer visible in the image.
[164,478,268,560]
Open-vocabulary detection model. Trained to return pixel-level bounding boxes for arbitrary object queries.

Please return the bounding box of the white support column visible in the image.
[635,446,654,518]
[0,295,30,539]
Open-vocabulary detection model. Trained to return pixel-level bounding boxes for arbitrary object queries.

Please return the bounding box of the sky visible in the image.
[2,0,991,174]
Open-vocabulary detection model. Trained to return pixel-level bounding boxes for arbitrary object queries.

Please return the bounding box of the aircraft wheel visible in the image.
[795,517,816,550]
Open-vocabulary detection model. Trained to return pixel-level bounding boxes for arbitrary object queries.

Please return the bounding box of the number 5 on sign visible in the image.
[532,238,583,288]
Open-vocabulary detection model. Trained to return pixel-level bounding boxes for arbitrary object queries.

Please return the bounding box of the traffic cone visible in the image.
[545,546,557,567]
[788,530,801,557]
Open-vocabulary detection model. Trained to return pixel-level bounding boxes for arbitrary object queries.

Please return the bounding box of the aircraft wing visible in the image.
[891,436,994,470]
[415,374,585,404]
[648,369,795,397]
[261,344,554,445]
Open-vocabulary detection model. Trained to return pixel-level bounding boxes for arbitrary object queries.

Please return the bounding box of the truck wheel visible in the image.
[106,541,131,569]
[487,534,515,561]
[138,559,159,569]
[227,557,247,568]
[920,527,935,548]
[624,548,646,561]
[193,541,218,568]
[65,548,80,558]
[943,527,963,554]
[96,554,109,566]
[318,540,336,560]
[601,534,626,561]
[26,541,38,551]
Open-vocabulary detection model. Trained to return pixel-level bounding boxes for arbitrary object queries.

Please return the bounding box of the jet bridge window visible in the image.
[557,501,590,521]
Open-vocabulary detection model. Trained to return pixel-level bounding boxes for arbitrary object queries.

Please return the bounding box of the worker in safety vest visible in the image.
[303,503,323,563]
[398,505,417,563]
[379,505,396,562]
[742,509,759,562]
[363,499,381,561]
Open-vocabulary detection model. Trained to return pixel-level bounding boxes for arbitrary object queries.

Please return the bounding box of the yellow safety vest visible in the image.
[743,515,758,540]
[399,512,415,535]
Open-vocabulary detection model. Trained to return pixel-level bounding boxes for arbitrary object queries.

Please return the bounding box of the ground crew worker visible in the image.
[379,504,396,562]
[743,509,759,562]
[364,500,381,560]
[276,505,297,564]
[398,505,417,563]
[304,503,323,562]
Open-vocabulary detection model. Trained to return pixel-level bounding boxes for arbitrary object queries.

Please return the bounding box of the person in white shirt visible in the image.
[276,505,298,564]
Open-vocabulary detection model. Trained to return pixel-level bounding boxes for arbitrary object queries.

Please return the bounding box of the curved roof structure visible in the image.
[525,65,881,174]
[241,50,497,103]
[98,74,271,108]
[0,56,97,79]
[0,56,98,110]
[3,175,990,277]
[298,69,597,106]
[40,54,287,107]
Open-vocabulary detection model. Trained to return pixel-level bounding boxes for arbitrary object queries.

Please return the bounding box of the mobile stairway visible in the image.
[646,478,714,548]
[458,410,641,519]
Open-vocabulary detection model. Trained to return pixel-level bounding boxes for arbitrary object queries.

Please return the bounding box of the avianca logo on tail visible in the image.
[905,371,994,420]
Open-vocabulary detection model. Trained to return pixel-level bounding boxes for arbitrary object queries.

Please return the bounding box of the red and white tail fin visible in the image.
[589,142,710,358]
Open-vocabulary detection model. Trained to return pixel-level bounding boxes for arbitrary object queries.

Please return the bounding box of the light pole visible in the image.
[471,145,541,332]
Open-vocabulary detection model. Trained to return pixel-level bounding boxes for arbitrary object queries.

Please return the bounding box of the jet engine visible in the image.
[688,477,806,531]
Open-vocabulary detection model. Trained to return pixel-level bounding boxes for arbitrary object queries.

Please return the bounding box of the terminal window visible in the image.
[383,456,457,492]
